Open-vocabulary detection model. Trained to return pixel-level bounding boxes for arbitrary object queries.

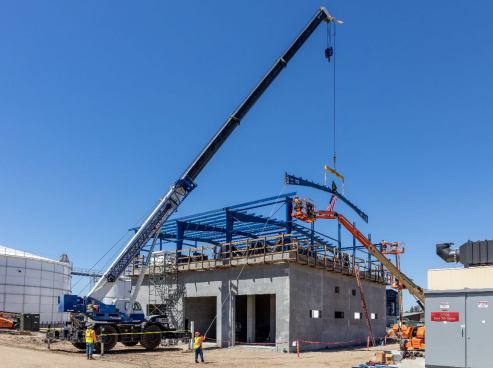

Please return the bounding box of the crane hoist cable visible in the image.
[326,21,338,170]
[324,21,346,195]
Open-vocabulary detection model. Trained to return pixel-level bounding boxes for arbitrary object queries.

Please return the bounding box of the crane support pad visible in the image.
[284,173,368,223]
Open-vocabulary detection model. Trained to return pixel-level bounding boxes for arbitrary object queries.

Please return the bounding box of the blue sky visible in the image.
[1,1,492,309]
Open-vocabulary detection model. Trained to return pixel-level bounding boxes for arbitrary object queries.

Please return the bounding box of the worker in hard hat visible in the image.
[194,331,206,363]
[294,195,302,212]
[85,324,98,360]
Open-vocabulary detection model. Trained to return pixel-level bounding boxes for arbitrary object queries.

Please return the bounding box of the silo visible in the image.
[0,245,72,324]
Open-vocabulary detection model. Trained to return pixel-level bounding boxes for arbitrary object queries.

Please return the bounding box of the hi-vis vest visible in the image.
[86,329,96,343]
[194,336,204,349]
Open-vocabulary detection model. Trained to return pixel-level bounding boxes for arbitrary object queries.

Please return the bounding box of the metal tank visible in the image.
[0,245,72,325]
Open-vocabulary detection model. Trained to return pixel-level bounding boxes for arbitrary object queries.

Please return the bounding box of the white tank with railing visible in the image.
[0,245,72,324]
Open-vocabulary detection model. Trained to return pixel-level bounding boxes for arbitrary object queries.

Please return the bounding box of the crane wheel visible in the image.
[121,341,138,347]
[95,325,118,352]
[140,325,162,350]
[399,339,407,351]
[72,342,86,350]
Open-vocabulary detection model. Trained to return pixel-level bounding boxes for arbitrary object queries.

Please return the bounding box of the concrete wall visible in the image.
[288,262,386,352]
[134,261,387,353]
[184,296,217,339]
[175,263,291,351]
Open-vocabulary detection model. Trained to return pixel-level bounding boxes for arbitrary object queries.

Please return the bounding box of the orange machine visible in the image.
[400,326,425,351]
[382,241,406,337]
[292,198,425,351]
[0,317,15,329]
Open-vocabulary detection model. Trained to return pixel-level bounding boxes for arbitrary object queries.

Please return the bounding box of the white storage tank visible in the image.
[0,245,72,324]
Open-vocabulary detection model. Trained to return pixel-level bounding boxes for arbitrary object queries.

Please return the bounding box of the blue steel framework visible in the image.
[130,193,382,269]
[131,193,344,255]
[284,174,383,268]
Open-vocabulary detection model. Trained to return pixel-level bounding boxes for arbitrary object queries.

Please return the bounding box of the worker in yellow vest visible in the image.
[85,324,98,360]
[194,331,206,363]
[294,195,303,212]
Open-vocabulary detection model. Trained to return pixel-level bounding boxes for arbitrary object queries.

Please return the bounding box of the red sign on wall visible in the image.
[431,312,460,322]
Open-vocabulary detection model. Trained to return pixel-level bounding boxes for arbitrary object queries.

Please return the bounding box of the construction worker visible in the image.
[194,331,206,363]
[85,324,97,360]
[294,195,302,211]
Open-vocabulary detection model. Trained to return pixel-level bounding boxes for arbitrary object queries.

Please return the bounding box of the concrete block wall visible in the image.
[133,261,386,353]
[176,263,291,351]
[288,263,386,352]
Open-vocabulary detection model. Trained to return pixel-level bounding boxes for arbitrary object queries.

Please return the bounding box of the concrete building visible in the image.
[129,235,390,352]
[126,194,391,352]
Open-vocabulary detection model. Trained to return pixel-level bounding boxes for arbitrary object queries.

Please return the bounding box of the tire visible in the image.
[94,325,118,352]
[140,325,162,350]
[121,341,138,347]
[72,342,86,350]
[399,339,407,351]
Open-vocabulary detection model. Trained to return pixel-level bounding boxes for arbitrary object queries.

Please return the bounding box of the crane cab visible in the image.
[113,300,145,321]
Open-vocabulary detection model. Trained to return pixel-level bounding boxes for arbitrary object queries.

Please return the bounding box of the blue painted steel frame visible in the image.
[131,192,339,254]
[284,173,369,223]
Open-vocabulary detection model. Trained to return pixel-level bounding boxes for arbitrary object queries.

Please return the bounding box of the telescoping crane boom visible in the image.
[88,6,336,302]
[291,199,425,305]
[53,7,338,352]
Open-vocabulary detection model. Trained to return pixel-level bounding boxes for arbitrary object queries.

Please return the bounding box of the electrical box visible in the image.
[31,314,40,332]
[425,288,493,368]
[19,314,32,331]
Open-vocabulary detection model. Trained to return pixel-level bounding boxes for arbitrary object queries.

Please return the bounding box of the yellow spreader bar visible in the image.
[324,165,345,195]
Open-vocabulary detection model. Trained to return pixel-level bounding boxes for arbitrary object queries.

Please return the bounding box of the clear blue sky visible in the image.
[1,1,492,309]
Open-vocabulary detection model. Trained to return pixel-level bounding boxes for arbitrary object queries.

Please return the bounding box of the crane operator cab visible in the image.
[113,300,146,321]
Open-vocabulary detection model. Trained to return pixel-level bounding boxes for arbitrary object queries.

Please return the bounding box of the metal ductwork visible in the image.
[436,243,460,263]
[437,240,493,268]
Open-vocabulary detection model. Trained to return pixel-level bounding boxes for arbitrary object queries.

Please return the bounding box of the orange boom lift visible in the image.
[291,198,425,351]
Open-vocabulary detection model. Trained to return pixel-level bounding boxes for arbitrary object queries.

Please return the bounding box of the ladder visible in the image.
[354,265,376,346]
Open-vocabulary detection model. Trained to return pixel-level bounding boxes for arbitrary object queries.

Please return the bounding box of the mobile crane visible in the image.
[291,198,425,351]
[47,7,338,352]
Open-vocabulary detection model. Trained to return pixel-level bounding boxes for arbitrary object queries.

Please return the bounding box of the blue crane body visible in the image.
[49,7,336,352]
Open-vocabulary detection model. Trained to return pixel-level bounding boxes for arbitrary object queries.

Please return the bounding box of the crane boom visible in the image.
[88,7,336,301]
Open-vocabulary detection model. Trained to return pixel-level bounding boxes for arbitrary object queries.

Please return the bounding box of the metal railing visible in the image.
[126,234,391,284]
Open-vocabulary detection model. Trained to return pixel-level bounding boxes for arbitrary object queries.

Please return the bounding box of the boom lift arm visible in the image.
[292,200,425,306]
[88,7,336,301]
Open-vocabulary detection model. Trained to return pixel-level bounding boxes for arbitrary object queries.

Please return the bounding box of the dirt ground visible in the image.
[0,332,406,368]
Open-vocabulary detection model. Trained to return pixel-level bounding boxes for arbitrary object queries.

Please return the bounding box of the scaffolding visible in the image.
[147,252,183,325]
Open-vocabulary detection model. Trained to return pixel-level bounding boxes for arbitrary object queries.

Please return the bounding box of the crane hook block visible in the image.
[325,47,333,62]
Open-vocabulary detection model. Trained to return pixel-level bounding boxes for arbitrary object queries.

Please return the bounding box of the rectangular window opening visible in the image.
[354,312,362,319]
[352,289,357,296]
[310,310,322,318]
[371,313,378,320]
[335,286,340,293]
[335,311,344,319]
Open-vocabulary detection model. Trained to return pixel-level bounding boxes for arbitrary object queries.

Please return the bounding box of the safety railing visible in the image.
[126,234,391,284]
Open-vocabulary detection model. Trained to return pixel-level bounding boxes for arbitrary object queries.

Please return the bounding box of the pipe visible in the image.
[436,243,460,263]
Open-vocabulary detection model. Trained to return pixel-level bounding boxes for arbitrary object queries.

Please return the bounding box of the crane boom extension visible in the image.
[88,7,336,301]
